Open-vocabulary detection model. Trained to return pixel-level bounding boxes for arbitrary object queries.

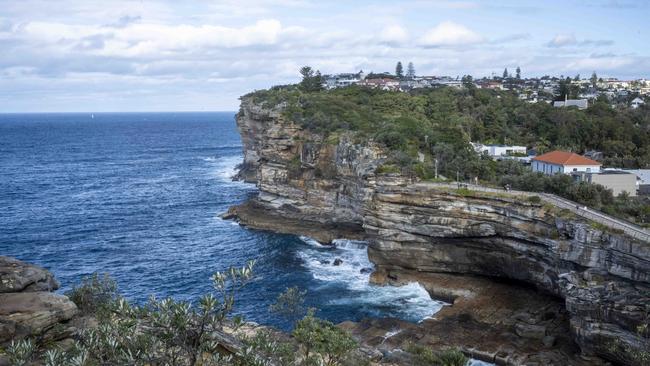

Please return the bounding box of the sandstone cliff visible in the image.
[0,256,79,356]
[230,98,650,366]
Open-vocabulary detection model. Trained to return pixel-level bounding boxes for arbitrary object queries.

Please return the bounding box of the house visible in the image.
[553,98,588,110]
[357,78,400,91]
[573,171,637,197]
[531,151,601,175]
[631,97,645,109]
[472,143,527,157]
[477,80,504,90]
[322,71,366,89]
[615,169,650,195]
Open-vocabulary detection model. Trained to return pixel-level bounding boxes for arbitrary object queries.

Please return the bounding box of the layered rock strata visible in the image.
[230,98,650,365]
[0,256,79,346]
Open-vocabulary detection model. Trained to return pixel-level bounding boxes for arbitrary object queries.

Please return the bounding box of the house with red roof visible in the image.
[532,151,601,175]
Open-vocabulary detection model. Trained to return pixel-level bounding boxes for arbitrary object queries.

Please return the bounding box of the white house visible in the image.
[553,98,588,110]
[472,143,527,157]
[322,71,366,89]
[631,97,645,109]
[531,151,601,175]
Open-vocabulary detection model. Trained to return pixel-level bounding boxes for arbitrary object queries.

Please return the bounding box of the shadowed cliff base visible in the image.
[360,270,609,365]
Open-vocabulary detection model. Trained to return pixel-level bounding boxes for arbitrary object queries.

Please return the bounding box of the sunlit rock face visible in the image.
[0,256,78,345]
[232,98,650,365]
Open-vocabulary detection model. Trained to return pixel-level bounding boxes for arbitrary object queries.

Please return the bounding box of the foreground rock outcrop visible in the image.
[0,256,78,347]
[229,98,650,365]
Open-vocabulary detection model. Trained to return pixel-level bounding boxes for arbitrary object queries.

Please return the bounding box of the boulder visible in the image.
[0,291,78,343]
[0,256,59,293]
[514,322,546,340]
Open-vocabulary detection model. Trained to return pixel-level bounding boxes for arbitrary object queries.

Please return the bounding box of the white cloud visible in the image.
[418,21,483,47]
[23,19,284,57]
[547,34,577,47]
[379,25,409,45]
[546,33,613,48]
[565,56,634,70]
[0,0,647,112]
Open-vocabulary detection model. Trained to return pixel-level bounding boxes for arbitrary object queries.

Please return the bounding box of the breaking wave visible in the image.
[204,155,252,187]
[297,237,445,322]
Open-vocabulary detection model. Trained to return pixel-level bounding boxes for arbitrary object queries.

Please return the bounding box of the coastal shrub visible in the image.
[527,195,542,204]
[16,262,370,366]
[3,339,36,366]
[65,272,119,315]
[456,188,474,197]
[24,261,255,366]
[270,286,307,326]
[413,162,435,180]
[376,164,401,175]
[406,343,469,366]
[237,330,296,366]
[293,310,359,366]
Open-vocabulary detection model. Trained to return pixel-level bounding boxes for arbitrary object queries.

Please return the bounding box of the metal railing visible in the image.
[417,182,650,243]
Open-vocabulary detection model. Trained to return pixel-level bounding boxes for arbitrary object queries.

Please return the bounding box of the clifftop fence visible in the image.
[421,182,650,243]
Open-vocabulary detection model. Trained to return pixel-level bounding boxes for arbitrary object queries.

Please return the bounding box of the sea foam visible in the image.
[297,237,445,322]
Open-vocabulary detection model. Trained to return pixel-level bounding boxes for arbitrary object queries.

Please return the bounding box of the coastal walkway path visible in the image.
[420,182,650,243]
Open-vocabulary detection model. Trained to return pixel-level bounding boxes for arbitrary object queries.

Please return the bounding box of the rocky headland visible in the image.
[227,97,650,365]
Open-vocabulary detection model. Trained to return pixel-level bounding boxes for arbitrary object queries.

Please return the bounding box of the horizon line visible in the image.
[0,110,238,115]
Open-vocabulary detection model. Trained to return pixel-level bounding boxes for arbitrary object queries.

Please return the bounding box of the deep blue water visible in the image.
[0,112,441,330]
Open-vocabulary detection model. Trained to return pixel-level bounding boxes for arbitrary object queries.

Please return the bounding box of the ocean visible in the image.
[0,112,443,330]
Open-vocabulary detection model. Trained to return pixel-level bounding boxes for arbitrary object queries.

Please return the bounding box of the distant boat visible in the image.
[91,114,95,119]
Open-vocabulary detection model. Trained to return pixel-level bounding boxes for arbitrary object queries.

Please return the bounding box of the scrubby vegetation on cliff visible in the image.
[3,264,470,366]
[245,84,650,168]
[243,83,650,226]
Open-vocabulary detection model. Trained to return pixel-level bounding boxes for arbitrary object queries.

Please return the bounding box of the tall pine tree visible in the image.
[406,62,415,79]
[590,71,598,88]
[395,62,404,79]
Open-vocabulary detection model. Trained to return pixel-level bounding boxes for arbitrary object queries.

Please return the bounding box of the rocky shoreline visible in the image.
[227,97,650,365]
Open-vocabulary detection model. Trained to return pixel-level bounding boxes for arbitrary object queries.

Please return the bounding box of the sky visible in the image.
[0,0,648,112]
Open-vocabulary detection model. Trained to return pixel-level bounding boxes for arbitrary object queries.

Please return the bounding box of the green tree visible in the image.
[395,61,404,79]
[299,66,324,92]
[461,75,474,89]
[515,66,521,79]
[503,67,509,79]
[270,286,307,326]
[590,71,598,88]
[66,273,118,315]
[407,62,416,79]
[293,310,358,366]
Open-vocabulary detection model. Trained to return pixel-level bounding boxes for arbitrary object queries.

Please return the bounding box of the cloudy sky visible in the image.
[1,0,648,112]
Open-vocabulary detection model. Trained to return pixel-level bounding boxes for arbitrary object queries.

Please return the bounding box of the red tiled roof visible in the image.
[532,151,601,166]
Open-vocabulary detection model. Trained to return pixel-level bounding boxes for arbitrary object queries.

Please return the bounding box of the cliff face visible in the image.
[233,98,388,241]
[231,99,650,365]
